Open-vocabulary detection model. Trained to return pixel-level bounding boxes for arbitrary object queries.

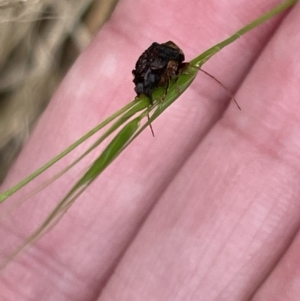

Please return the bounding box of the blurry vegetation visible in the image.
[0,0,119,183]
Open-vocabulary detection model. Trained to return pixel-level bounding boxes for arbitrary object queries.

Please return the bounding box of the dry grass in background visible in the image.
[0,0,119,183]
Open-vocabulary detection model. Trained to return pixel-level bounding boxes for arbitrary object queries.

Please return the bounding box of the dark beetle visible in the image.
[132,41,185,103]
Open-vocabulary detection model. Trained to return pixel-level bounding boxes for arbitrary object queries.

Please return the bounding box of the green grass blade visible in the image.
[0,99,149,209]
[0,99,140,203]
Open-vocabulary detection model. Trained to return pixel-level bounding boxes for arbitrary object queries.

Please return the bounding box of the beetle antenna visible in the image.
[147,113,155,137]
[199,68,241,110]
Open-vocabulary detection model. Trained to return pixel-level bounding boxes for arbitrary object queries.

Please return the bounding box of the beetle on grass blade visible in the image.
[132,41,188,136]
[132,41,240,135]
[132,41,186,104]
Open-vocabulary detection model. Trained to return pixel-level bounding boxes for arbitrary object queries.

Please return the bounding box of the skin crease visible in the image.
[1,0,300,300]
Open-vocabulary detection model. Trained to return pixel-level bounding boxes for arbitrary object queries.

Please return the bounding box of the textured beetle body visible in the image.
[132,41,185,103]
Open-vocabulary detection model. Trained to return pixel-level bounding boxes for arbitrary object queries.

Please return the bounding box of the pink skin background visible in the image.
[1,0,300,300]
